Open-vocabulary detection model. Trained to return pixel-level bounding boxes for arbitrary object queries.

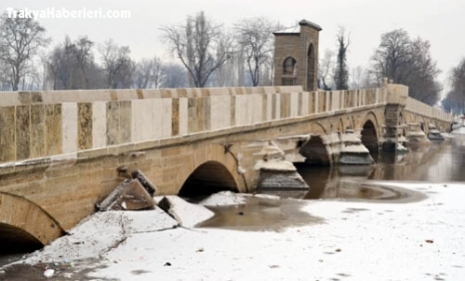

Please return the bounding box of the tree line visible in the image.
[1,11,463,110]
[0,11,276,92]
[320,28,447,107]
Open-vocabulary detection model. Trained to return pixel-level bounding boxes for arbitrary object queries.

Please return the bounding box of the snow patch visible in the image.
[199,191,246,207]
[159,196,215,228]
[254,159,296,171]
[342,144,369,153]
[23,208,178,264]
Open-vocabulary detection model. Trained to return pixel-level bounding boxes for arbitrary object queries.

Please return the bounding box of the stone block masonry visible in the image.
[0,86,389,165]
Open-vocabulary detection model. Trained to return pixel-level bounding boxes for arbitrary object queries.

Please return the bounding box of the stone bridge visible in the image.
[0,82,452,247]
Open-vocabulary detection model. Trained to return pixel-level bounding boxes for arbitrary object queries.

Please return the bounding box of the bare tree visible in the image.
[214,54,237,87]
[350,66,365,89]
[333,27,350,90]
[46,36,78,90]
[371,29,442,105]
[234,17,274,86]
[45,35,104,90]
[160,63,188,88]
[161,11,232,88]
[0,13,50,90]
[73,36,94,88]
[371,29,411,84]
[134,57,163,89]
[99,39,135,89]
[318,49,334,90]
[0,57,11,90]
[443,58,465,113]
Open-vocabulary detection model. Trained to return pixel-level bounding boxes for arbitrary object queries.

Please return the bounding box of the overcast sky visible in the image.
[3,0,465,90]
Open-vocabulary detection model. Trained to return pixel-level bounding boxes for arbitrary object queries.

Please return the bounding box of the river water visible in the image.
[200,131,465,230]
[297,133,465,201]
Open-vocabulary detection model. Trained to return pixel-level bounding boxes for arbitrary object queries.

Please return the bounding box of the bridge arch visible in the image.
[0,193,65,249]
[176,144,244,198]
[311,122,327,134]
[299,135,331,165]
[337,118,345,133]
[361,112,380,152]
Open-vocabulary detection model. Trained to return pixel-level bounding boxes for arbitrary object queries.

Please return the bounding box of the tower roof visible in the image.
[273,19,322,35]
[298,19,322,31]
[273,25,300,34]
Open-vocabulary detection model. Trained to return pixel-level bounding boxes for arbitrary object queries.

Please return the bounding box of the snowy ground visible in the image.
[5,181,465,281]
[3,127,465,280]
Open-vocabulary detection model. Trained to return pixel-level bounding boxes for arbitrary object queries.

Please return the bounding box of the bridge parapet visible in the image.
[0,86,387,166]
[386,84,408,106]
[405,97,452,122]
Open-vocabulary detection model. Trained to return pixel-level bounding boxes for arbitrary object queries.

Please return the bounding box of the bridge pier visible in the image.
[297,132,374,166]
[381,83,408,152]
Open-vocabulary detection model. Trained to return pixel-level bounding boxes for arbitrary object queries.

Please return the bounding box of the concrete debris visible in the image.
[132,169,157,195]
[97,179,155,211]
[158,196,214,228]
[116,166,132,179]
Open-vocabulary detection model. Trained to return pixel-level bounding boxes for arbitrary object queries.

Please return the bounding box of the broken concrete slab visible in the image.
[132,170,156,195]
[97,179,155,211]
[158,196,214,228]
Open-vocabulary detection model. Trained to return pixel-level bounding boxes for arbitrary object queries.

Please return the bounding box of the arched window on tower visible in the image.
[282,57,297,85]
[283,57,296,75]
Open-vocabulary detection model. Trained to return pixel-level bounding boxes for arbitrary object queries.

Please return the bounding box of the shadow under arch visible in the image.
[178,161,240,199]
[299,135,331,165]
[360,111,380,152]
[361,120,379,152]
[0,192,65,251]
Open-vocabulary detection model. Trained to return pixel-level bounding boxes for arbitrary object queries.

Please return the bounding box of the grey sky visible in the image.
[4,0,465,91]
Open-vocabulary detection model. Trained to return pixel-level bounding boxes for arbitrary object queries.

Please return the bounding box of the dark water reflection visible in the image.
[270,134,465,202]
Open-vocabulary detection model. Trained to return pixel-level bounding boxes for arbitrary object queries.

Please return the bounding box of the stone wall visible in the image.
[0,86,388,166]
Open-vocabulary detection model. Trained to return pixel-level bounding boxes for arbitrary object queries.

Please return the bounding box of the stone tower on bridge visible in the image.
[273,20,322,91]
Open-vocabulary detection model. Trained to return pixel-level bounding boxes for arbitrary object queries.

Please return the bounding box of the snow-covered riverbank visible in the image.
[3,181,465,280]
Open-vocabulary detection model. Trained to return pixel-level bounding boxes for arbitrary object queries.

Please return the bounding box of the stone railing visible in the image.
[405,97,452,122]
[0,86,388,165]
